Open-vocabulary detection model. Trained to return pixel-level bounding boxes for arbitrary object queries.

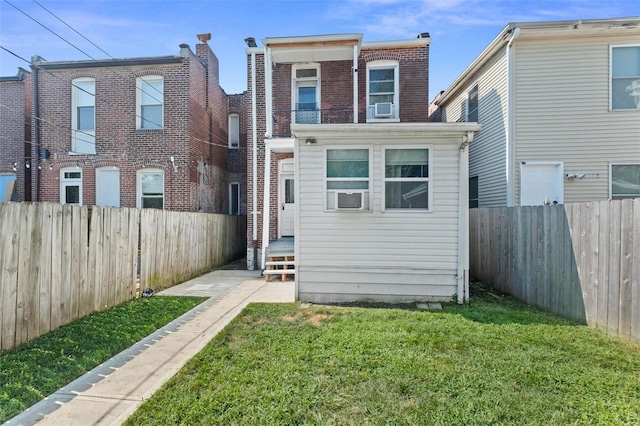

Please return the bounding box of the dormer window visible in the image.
[367,61,399,122]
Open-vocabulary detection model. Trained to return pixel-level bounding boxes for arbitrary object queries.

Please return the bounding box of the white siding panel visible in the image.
[514,36,640,203]
[297,135,463,302]
[441,50,509,207]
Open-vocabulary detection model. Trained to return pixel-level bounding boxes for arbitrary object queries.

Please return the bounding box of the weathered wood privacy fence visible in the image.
[0,202,246,351]
[469,200,640,343]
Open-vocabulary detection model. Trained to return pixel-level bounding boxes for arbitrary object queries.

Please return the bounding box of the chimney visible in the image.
[197,33,212,43]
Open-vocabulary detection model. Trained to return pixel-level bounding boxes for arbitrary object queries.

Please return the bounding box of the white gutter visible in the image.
[260,144,272,270]
[353,44,358,123]
[265,46,273,138]
[457,131,474,303]
[505,27,520,207]
[251,51,258,243]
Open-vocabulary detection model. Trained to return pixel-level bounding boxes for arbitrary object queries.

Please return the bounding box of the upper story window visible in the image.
[611,45,640,110]
[325,147,370,211]
[137,169,164,209]
[292,64,320,124]
[60,167,82,205]
[383,147,431,210]
[611,164,640,199]
[466,85,479,122]
[228,114,240,149]
[71,78,95,154]
[137,76,164,129]
[367,60,399,122]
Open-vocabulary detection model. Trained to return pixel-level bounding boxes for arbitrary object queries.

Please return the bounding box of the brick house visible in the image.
[0,68,32,202]
[245,33,479,303]
[31,36,246,214]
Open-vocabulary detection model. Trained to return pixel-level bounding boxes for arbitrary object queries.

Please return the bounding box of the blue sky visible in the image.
[1,0,638,100]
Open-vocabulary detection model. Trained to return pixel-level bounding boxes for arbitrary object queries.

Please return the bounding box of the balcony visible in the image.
[272,107,353,138]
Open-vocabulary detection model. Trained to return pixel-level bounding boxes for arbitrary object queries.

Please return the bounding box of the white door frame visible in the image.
[519,161,564,206]
[278,158,295,238]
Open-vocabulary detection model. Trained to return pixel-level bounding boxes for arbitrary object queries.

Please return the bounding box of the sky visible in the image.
[0,0,638,100]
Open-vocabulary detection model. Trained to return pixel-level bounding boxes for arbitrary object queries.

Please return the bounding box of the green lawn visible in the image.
[126,289,640,425]
[0,296,206,423]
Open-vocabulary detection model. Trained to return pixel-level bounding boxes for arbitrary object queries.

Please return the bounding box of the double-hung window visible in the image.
[611,164,640,199]
[466,85,479,122]
[611,45,640,110]
[137,169,164,209]
[228,114,240,148]
[383,148,430,210]
[367,61,399,121]
[71,78,95,154]
[325,148,370,210]
[60,168,82,205]
[137,76,164,129]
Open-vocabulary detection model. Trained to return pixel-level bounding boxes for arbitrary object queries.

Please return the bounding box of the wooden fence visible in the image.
[0,202,246,351]
[469,200,640,343]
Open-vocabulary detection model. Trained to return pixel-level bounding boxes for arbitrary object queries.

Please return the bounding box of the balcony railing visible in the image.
[272,107,353,138]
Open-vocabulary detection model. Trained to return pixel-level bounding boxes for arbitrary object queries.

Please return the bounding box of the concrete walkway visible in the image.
[6,267,295,426]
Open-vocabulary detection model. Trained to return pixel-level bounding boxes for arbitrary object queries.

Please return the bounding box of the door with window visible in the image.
[279,159,295,237]
[293,65,320,124]
[60,168,82,205]
[520,162,563,206]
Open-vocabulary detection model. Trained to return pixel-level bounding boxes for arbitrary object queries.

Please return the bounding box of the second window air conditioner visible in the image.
[374,102,393,117]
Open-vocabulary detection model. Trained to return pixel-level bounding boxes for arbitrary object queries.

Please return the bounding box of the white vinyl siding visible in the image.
[441,51,508,207]
[514,37,640,203]
[296,135,463,303]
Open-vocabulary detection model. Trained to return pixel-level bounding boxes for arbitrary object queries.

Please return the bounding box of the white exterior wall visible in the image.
[295,134,464,303]
[513,35,640,203]
[441,51,509,207]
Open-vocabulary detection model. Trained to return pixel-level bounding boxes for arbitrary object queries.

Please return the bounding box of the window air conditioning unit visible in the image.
[335,191,364,210]
[374,102,393,117]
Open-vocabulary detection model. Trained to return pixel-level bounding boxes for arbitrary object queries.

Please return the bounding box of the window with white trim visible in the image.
[137,169,164,209]
[611,46,640,110]
[60,168,82,205]
[325,148,370,210]
[137,76,164,129]
[96,167,120,207]
[71,78,95,154]
[229,182,240,215]
[367,61,399,121]
[611,164,640,199]
[466,85,478,122]
[228,114,240,148]
[383,148,430,210]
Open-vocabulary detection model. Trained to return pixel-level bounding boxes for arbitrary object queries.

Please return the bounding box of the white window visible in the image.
[137,76,164,129]
[611,164,640,199]
[228,114,240,149]
[137,169,164,209]
[383,147,431,210]
[325,148,370,210]
[60,168,82,205]
[229,182,240,215]
[292,64,320,124]
[367,60,399,121]
[611,45,640,110]
[96,167,120,207]
[466,85,479,122]
[71,78,95,154]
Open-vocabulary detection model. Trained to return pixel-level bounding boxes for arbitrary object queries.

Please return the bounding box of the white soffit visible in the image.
[263,33,362,64]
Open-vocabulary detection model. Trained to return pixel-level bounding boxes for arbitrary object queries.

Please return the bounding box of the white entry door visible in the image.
[279,159,295,237]
[520,162,563,206]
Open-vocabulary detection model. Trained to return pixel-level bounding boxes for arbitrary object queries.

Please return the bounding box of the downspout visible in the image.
[505,27,520,206]
[31,63,39,202]
[353,44,358,123]
[251,51,258,245]
[457,131,473,303]
[260,144,271,270]
[264,46,273,138]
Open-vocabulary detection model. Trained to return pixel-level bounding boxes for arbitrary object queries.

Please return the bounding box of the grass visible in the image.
[125,287,640,425]
[0,295,206,423]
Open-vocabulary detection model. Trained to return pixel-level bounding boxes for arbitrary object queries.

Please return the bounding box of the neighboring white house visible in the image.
[431,17,640,207]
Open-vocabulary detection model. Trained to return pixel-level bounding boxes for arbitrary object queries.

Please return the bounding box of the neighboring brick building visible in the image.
[31,37,246,213]
[0,68,32,202]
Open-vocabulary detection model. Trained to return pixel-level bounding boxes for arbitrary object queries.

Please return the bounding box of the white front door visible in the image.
[279,159,295,237]
[520,162,563,206]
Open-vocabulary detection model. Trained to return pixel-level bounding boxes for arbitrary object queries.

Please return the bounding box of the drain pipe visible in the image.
[457,131,474,303]
[250,50,258,259]
[31,60,40,202]
[505,27,520,206]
